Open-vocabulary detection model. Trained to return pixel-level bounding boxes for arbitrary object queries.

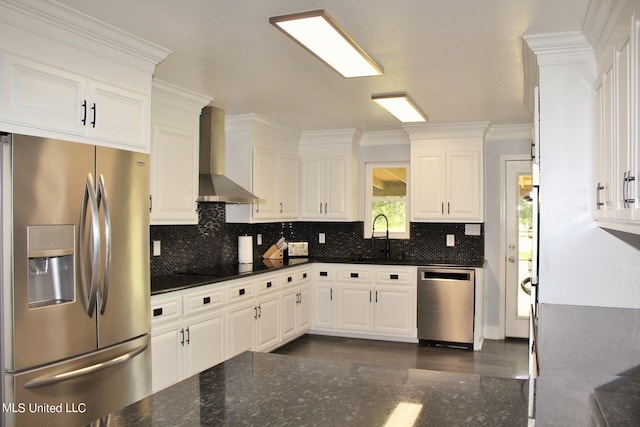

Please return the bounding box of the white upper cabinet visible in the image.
[252,147,299,221]
[405,123,488,223]
[299,130,360,221]
[150,80,211,225]
[225,114,301,223]
[0,1,169,152]
[592,13,640,233]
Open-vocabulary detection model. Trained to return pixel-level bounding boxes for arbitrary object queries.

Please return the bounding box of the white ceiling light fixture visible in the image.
[371,92,428,123]
[269,9,383,78]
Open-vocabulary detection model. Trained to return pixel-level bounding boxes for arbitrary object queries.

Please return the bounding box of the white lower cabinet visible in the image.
[312,264,417,341]
[150,286,225,393]
[254,294,281,352]
[282,284,311,343]
[226,300,256,359]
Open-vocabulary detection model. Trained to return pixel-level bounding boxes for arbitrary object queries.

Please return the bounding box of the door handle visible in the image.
[79,174,100,317]
[25,343,148,389]
[508,256,516,263]
[96,174,111,315]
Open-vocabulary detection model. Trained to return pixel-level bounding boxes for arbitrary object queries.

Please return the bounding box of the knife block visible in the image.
[262,244,283,260]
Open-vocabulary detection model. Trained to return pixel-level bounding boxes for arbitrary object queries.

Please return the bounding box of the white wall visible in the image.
[536,40,640,309]
[483,129,532,338]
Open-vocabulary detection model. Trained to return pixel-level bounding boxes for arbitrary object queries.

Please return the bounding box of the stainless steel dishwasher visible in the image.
[417,267,475,349]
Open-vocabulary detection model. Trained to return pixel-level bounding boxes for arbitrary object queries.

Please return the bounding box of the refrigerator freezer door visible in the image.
[10,136,97,371]
[95,146,150,348]
[3,335,150,427]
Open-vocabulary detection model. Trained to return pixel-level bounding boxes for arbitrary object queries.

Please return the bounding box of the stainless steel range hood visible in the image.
[198,106,263,203]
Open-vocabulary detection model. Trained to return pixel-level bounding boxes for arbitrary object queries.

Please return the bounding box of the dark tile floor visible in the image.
[273,334,530,379]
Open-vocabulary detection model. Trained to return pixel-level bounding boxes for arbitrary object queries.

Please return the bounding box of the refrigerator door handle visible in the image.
[79,173,100,316]
[97,174,112,315]
[24,343,148,389]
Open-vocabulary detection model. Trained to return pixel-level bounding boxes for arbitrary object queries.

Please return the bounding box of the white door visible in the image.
[184,313,224,377]
[374,285,414,336]
[255,296,280,352]
[337,285,373,332]
[505,160,532,338]
[279,153,299,219]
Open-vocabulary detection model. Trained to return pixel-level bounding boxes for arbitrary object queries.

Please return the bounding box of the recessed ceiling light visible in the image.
[371,93,428,123]
[270,10,383,78]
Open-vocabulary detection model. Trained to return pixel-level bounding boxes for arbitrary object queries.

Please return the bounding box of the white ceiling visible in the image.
[56,0,591,133]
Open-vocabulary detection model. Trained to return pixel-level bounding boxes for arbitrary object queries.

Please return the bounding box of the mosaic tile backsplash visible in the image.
[150,203,484,276]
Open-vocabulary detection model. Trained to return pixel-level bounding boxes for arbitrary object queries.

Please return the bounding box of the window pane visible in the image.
[372,167,407,197]
[372,201,406,233]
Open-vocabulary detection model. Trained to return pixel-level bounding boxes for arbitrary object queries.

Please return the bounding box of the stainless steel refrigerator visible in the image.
[1,134,151,426]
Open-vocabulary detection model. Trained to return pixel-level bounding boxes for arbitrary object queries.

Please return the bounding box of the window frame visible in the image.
[364,161,411,240]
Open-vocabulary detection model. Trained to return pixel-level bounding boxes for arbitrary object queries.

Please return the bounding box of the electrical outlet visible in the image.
[319,233,325,244]
[257,234,262,245]
[153,240,161,256]
[446,235,455,247]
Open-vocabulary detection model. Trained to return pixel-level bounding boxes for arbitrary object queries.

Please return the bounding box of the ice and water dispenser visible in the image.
[27,225,75,308]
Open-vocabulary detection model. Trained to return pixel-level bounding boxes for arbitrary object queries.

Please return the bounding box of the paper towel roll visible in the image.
[238,235,253,264]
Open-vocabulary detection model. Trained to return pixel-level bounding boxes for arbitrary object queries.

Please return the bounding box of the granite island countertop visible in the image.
[98,351,527,426]
[151,257,485,295]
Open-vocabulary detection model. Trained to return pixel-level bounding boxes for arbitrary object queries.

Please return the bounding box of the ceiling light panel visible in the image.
[270,10,383,78]
[372,93,428,123]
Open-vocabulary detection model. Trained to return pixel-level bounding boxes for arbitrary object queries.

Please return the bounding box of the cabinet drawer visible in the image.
[227,281,255,304]
[338,268,372,282]
[256,275,281,294]
[314,266,335,282]
[297,268,312,284]
[281,271,297,288]
[151,294,182,325]
[375,269,412,284]
[183,287,224,316]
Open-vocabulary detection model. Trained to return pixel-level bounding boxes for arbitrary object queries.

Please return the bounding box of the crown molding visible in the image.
[299,128,363,146]
[152,79,212,112]
[0,0,171,73]
[402,121,490,140]
[359,130,409,147]
[523,31,595,66]
[226,113,301,143]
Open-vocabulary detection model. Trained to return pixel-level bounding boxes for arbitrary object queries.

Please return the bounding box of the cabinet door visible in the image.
[150,122,198,224]
[615,35,633,220]
[0,52,85,135]
[253,147,278,219]
[412,151,445,220]
[87,80,148,150]
[281,288,298,342]
[184,312,224,378]
[601,61,616,218]
[374,285,416,337]
[226,302,255,359]
[312,283,335,330]
[279,153,299,219]
[150,326,182,393]
[300,157,325,218]
[336,284,373,332]
[255,296,280,352]
[325,157,347,218]
[447,151,481,220]
[297,286,312,333]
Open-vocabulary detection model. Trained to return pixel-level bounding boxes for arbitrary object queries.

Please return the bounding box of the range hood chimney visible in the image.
[198,106,263,203]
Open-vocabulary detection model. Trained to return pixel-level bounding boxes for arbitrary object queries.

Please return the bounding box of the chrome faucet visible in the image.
[371,213,391,259]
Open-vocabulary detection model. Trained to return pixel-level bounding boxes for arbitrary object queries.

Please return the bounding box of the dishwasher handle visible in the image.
[420,271,473,282]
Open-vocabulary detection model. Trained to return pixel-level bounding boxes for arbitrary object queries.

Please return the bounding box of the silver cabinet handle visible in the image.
[280,202,283,213]
[624,171,636,207]
[254,306,258,319]
[96,174,111,315]
[596,182,605,209]
[79,174,100,317]
[180,328,185,345]
[25,343,148,389]
[185,327,190,344]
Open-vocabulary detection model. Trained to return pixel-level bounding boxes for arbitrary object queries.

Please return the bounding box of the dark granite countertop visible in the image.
[99,351,527,426]
[591,364,640,426]
[151,257,484,296]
